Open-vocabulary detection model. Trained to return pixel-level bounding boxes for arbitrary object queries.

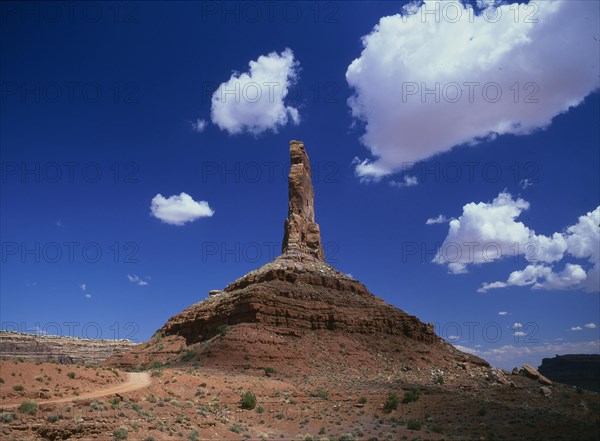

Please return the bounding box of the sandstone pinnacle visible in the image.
[282,140,325,260]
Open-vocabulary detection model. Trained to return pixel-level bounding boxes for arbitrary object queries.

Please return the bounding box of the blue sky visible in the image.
[1,1,598,369]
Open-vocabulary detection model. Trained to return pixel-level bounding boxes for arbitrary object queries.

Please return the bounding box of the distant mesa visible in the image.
[538,354,600,392]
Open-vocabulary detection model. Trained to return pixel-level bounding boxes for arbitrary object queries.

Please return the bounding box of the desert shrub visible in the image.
[0,377,4,383]
[304,435,315,441]
[216,324,228,336]
[407,419,421,430]
[313,388,329,400]
[256,406,264,414]
[90,400,106,411]
[264,367,276,376]
[113,426,128,439]
[13,385,24,392]
[358,396,367,404]
[151,369,163,377]
[230,423,243,433]
[180,349,198,363]
[383,393,399,412]
[143,437,156,441]
[67,371,76,379]
[1,412,16,423]
[18,401,38,415]
[340,434,355,441]
[402,388,420,404]
[35,376,43,382]
[47,414,61,423]
[240,391,257,410]
[188,429,200,441]
[435,376,444,385]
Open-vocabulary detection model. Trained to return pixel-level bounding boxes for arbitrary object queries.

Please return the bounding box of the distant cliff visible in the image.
[0,331,136,364]
[538,354,600,392]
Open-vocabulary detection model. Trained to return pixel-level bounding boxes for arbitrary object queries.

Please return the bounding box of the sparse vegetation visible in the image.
[13,385,24,392]
[18,401,38,415]
[66,371,76,379]
[402,388,420,403]
[1,412,16,423]
[435,375,444,385]
[230,423,243,433]
[216,324,228,336]
[313,388,329,400]
[180,349,198,362]
[264,367,276,376]
[358,396,367,404]
[47,414,61,423]
[113,426,128,440]
[407,419,421,430]
[188,429,200,441]
[240,391,257,410]
[383,393,399,412]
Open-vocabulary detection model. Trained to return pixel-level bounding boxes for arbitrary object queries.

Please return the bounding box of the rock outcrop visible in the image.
[538,354,600,392]
[133,140,488,376]
[0,331,135,364]
[282,140,324,260]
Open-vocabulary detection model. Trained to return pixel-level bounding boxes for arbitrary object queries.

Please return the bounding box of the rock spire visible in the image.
[281,140,324,260]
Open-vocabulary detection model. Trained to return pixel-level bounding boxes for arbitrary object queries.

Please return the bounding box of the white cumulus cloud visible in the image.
[150,192,214,226]
[585,323,597,329]
[432,191,599,293]
[346,0,599,179]
[571,326,583,331]
[211,48,300,135]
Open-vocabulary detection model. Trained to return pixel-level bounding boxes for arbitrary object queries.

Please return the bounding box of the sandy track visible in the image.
[2,372,151,408]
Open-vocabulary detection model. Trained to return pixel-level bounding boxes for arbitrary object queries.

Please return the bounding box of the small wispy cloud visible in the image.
[389,175,418,188]
[191,119,207,133]
[584,323,597,329]
[571,326,583,331]
[498,311,508,316]
[511,323,523,329]
[80,283,92,299]
[426,214,449,225]
[128,274,150,286]
[56,219,63,227]
[519,179,534,190]
[513,331,526,337]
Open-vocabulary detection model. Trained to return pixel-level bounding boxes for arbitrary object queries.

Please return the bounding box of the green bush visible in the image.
[18,401,38,415]
[113,427,128,440]
[180,349,198,363]
[240,391,256,410]
[188,429,200,441]
[67,371,76,379]
[358,396,367,404]
[264,367,276,376]
[1,412,16,423]
[407,419,421,430]
[230,423,243,433]
[383,393,399,412]
[313,388,329,400]
[13,385,24,392]
[216,324,228,336]
[402,388,420,404]
[47,414,61,423]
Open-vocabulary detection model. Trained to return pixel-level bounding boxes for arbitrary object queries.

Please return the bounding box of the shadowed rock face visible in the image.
[282,140,324,260]
[538,354,600,392]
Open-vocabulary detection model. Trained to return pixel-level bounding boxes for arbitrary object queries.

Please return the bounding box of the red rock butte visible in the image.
[149,140,487,376]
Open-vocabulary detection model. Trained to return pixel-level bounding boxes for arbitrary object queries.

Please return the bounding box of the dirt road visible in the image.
[2,372,151,408]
